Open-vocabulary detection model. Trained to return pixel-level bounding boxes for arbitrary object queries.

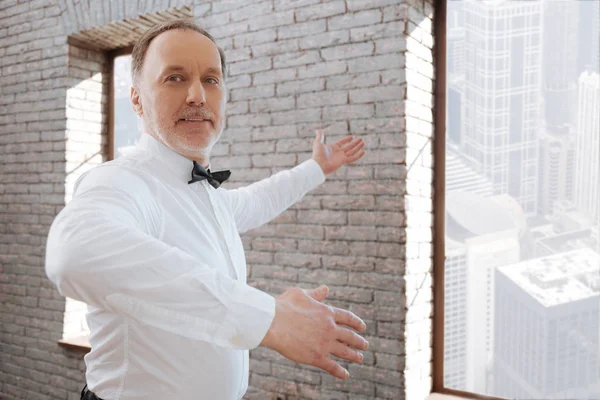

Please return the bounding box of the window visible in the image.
[110,50,143,160]
[440,0,600,399]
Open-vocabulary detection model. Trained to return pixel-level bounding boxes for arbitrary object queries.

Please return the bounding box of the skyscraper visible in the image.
[494,248,600,398]
[462,0,543,215]
[537,128,575,217]
[447,1,466,147]
[542,1,579,132]
[574,71,600,224]
[445,190,521,393]
[577,0,600,75]
[447,0,465,78]
[591,1,599,72]
[444,247,468,390]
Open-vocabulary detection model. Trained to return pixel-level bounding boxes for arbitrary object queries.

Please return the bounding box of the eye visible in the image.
[205,77,220,85]
[167,75,183,82]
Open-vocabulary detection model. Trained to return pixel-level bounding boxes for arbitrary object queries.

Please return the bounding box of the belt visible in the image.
[81,385,104,400]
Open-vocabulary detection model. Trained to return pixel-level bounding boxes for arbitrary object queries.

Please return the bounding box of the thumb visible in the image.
[314,129,324,144]
[306,285,329,302]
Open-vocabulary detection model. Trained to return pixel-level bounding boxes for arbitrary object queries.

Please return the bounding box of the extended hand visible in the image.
[260,285,369,380]
[312,129,366,175]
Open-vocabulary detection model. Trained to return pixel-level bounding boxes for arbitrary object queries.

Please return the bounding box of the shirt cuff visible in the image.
[219,281,276,350]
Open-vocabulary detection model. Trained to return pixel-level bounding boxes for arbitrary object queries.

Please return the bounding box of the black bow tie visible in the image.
[188,161,231,189]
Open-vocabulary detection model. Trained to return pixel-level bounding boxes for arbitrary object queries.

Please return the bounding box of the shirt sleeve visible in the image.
[45,165,275,350]
[223,159,326,234]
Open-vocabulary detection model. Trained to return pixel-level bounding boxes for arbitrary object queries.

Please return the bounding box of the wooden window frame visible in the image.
[432,1,507,399]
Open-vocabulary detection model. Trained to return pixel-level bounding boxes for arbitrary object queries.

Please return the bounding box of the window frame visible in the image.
[432,1,507,399]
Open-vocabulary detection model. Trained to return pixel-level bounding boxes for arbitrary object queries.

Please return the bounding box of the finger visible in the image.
[337,327,369,351]
[306,285,329,302]
[345,140,365,156]
[347,149,366,163]
[334,136,354,147]
[333,308,366,332]
[315,129,326,144]
[318,356,349,380]
[330,341,364,364]
[339,138,362,152]
[314,129,322,143]
[341,141,364,157]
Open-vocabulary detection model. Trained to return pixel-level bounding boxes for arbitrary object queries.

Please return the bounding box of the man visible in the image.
[46,19,368,400]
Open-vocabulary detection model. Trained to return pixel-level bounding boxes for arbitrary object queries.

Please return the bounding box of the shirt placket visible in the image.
[201,181,239,281]
[200,181,248,397]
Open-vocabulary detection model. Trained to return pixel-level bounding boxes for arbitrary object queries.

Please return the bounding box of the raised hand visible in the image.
[260,285,369,380]
[311,129,366,176]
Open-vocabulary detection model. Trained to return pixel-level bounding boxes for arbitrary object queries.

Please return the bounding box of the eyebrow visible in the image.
[161,65,222,76]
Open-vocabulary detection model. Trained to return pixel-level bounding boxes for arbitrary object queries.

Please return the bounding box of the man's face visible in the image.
[131,29,226,161]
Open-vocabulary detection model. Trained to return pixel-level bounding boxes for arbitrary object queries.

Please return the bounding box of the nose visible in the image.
[186,80,206,106]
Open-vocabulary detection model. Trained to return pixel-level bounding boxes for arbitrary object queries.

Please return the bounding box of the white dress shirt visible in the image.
[45,133,326,400]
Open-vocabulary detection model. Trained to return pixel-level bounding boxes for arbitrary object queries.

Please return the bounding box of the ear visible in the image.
[130,85,143,116]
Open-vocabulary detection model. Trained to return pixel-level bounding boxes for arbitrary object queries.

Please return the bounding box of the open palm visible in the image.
[311,130,366,176]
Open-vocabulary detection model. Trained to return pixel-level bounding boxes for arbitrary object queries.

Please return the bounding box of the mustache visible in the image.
[177,108,215,121]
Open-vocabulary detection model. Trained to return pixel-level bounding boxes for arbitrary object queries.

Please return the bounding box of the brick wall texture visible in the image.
[0,0,436,399]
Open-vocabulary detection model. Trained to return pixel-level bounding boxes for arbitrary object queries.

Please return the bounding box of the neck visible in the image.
[193,158,210,170]
[144,131,210,169]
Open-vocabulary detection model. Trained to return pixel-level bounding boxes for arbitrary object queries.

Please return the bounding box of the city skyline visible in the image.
[445,0,600,397]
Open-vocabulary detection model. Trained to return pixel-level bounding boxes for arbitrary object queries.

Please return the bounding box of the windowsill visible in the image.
[58,334,91,352]
[427,394,475,400]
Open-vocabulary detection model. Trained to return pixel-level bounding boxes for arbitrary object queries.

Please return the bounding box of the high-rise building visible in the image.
[447,82,464,146]
[444,191,521,393]
[592,2,599,72]
[462,0,543,215]
[577,0,599,75]
[494,248,600,398]
[447,0,466,148]
[537,128,575,217]
[530,224,593,258]
[542,1,579,132]
[574,71,600,223]
[444,247,468,390]
[447,0,465,78]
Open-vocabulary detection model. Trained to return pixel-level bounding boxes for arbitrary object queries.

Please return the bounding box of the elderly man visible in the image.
[46,19,368,400]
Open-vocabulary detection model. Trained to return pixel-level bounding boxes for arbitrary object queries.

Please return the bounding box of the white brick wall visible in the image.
[403,1,436,399]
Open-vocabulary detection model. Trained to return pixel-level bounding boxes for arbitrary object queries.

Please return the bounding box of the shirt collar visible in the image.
[136,133,210,183]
